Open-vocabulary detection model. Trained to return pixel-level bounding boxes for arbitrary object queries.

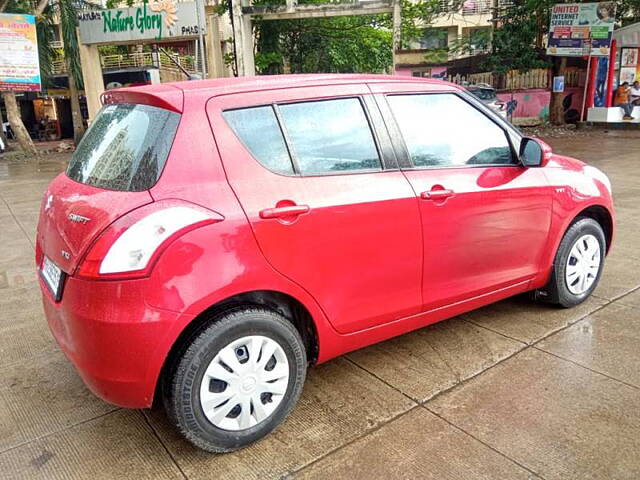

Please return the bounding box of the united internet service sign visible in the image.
[78,0,204,45]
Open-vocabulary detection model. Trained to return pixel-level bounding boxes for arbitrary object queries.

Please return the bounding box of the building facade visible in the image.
[395,0,512,77]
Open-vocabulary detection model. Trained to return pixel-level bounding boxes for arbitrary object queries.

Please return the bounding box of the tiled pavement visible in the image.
[0,131,639,479]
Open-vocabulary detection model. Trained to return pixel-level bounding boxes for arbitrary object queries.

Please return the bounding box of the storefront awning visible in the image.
[613,22,640,47]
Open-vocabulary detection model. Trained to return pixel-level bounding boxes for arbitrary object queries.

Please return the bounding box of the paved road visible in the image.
[1,131,639,479]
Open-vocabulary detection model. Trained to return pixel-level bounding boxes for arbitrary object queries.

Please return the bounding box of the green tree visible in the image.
[50,0,91,145]
[484,2,549,76]
[236,0,468,75]
[253,13,393,74]
[619,0,640,25]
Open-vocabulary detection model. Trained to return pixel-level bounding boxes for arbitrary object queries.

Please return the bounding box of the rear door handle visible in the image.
[420,189,454,200]
[259,204,310,219]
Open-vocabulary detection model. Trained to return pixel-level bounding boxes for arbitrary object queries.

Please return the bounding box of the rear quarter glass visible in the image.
[66,103,180,192]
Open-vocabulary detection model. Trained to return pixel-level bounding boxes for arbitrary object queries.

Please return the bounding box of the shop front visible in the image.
[586,21,640,124]
[614,22,640,84]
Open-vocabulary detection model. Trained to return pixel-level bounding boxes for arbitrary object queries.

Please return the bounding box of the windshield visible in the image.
[67,103,180,192]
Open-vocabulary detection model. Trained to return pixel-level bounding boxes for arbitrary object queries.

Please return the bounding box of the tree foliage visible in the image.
[251,0,393,74]
[619,0,640,25]
[484,1,551,74]
[223,0,472,74]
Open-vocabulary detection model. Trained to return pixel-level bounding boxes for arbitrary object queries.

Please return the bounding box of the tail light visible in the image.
[77,200,223,280]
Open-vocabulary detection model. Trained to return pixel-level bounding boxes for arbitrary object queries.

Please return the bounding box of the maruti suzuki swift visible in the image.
[36,74,614,452]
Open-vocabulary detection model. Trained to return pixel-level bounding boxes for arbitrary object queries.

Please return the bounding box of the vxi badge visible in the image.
[68,213,91,224]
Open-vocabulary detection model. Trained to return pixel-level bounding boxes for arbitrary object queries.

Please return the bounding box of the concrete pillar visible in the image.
[391,0,401,73]
[231,0,255,76]
[206,14,226,78]
[77,34,105,121]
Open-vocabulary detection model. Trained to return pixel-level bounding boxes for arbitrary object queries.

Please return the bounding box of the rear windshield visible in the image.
[67,103,180,192]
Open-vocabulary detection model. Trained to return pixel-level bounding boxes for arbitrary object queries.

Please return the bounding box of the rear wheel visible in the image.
[538,217,606,308]
[163,308,307,452]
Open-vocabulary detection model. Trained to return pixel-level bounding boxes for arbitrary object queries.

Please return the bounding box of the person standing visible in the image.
[630,81,640,106]
[614,82,635,120]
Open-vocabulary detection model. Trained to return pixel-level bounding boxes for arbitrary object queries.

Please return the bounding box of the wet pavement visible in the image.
[0,131,639,479]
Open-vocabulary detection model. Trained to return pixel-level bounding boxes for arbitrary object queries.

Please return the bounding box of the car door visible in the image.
[207,85,423,334]
[370,83,553,311]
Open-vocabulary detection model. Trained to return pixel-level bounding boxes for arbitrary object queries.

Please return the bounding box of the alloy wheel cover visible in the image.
[565,234,601,295]
[199,335,290,431]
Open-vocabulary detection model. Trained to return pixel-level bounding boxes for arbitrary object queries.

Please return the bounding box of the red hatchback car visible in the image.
[37,74,614,452]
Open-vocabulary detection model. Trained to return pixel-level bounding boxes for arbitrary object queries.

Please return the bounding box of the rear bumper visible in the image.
[40,274,181,408]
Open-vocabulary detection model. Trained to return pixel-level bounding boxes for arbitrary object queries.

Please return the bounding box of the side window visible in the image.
[223,106,294,175]
[278,98,382,175]
[387,93,515,168]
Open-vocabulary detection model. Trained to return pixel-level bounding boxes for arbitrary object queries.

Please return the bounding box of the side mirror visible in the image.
[519,137,552,167]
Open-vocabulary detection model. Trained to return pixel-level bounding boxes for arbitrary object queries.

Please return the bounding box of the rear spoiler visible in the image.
[101,85,184,113]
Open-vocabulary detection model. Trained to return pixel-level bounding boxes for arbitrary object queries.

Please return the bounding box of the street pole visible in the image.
[580,37,593,122]
[195,0,207,77]
[391,0,401,73]
[490,0,498,54]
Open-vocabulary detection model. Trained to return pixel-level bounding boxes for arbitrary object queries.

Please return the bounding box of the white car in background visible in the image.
[466,83,508,119]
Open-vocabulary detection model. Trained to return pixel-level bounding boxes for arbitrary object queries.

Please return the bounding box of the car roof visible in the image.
[161,73,450,93]
[108,74,459,112]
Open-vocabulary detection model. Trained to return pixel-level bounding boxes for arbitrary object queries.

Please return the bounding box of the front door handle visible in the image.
[420,189,454,201]
[259,204,310,220]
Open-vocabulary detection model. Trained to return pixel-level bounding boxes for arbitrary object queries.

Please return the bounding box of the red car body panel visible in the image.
[36,174,153,274]
[36,74,615,408]
[529,154,616,290]
[205,84,423,334]
[39,274,187,407]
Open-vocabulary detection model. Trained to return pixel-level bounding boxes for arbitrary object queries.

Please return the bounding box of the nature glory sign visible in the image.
[78,0,204,45]
[103,2,164,40]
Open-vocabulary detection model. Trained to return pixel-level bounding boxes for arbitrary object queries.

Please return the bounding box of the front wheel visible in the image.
[163,308,307,452]
[539,217,606,308]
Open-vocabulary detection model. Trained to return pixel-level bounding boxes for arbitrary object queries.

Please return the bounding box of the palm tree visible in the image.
[1,0,87,154]
[48,0,88,145]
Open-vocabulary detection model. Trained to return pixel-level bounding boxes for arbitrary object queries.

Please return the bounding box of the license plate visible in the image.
[41,256,64,301]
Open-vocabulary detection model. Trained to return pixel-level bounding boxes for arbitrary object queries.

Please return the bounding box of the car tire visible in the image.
[163,307,307,452]
[539,217,606,308]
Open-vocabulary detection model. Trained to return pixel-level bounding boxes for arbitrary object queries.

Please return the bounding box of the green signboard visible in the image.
[78,0,204,45]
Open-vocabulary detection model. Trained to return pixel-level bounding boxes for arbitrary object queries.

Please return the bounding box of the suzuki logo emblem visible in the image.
[45,194,53,211]
[68,213,91,224]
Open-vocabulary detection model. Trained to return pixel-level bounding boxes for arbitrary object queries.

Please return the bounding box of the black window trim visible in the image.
[222,95,394,178]
[271,104,302,174]
[377,91,523,171]
[362,94,399,171]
